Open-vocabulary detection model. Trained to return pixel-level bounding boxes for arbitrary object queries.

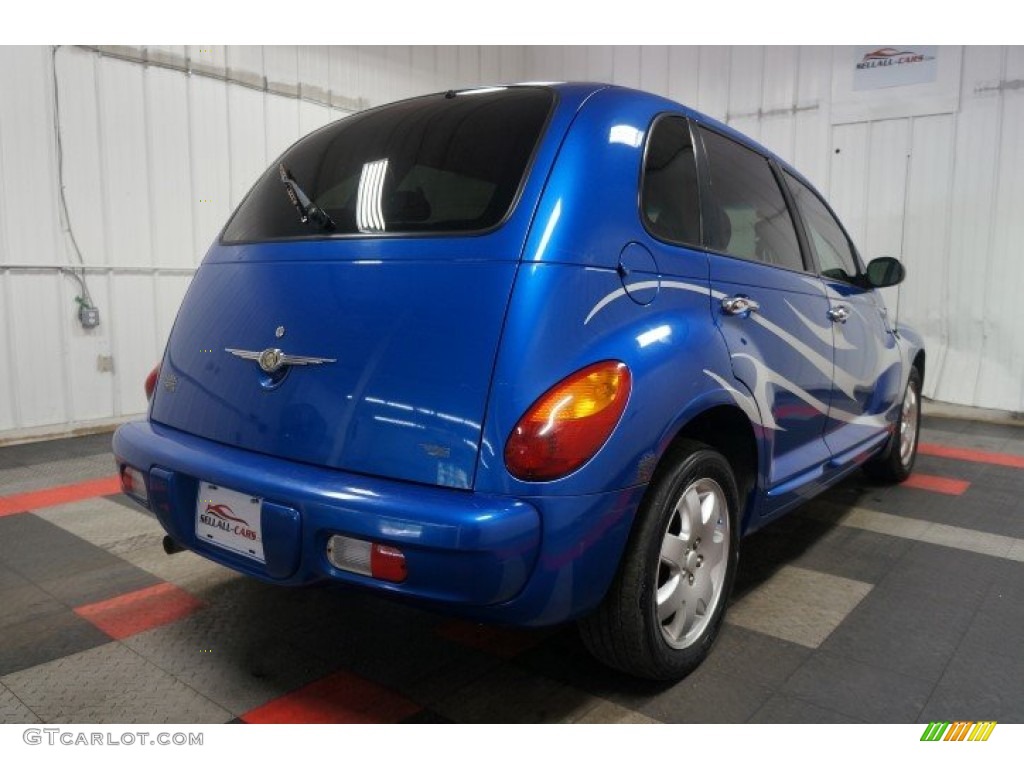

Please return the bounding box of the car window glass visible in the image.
[222,88,552,241]
[783,171,860,282]
[641,116,701,247]
[699,128,805,272]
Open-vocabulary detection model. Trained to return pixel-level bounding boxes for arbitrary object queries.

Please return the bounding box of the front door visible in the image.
[781,170,903,459]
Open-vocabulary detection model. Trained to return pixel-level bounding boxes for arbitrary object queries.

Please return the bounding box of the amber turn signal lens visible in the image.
[505,361,631,481]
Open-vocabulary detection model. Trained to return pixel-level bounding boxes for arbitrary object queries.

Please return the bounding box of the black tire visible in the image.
[578,440,740,680]
[864,366,922,483]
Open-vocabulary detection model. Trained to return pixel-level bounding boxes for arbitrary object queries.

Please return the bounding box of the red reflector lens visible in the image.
[370,543,408,583]
[144,364,160,400]
[505,361,631,481]
[120,465,149,505]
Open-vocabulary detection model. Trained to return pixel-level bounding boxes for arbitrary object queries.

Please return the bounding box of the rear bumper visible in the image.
[113,420,644,625]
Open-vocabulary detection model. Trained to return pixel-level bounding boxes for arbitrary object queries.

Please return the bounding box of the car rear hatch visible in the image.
[150,86,559,489]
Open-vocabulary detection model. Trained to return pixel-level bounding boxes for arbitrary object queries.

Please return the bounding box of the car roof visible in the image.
[530,81,817,193]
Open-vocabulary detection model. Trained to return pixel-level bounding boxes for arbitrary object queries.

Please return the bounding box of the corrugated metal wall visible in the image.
[0,45,528,440]
[1,45,1022,442]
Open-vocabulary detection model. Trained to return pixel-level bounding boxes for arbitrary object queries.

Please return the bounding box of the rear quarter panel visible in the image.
[475,89,759,505]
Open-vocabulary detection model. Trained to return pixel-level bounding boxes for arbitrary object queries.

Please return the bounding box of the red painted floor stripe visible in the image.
[436,620,549,660]
[902,473,970,496]
[919,442,1024,470]
[0,475,121,518]
[74,582,204,639]
[242,670,421,724]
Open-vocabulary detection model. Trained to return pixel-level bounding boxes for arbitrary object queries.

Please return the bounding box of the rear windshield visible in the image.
[222,87,554,242]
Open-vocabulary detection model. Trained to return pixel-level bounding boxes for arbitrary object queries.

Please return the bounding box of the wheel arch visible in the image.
[651,395,763,533]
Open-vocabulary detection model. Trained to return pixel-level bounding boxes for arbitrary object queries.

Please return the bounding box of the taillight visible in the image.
[326,535,408,583]
[144,364,160,400]
[505,361,631,481]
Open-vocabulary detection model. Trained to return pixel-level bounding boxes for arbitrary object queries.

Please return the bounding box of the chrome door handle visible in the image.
[721,296,760,316]
[827,305,850,323]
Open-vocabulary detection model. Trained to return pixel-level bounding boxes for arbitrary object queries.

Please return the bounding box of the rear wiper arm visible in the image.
[279,164,335,232]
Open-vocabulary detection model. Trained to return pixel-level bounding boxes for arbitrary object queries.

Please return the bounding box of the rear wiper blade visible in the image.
[279,164,335,232]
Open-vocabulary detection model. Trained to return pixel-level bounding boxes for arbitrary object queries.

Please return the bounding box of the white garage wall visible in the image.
[0,45,1022,443]
[0,45,528,441]
[523,45,1024,414]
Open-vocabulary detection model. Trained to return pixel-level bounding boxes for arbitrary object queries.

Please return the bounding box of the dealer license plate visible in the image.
[195,481,265,563]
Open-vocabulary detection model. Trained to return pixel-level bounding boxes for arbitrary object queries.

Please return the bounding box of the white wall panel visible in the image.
[696,47,730,120]
[499,47,526,84]
[155,274,193,351]
[329,46,361,103]
[109,274,159,417]
[188,76,231,257]
[762,47,797,112]
[98,57,153,268]
[792,46,833,190]
[265,91,301,162]
[828,122,870,248]
[529,46,563,82]
[62,273,114,422]
[8,274,67,428]
[227,85,267,209]
[54,48,106,268]
[863,119,910,262]
[587,47,614,83]
[224,46,263,81]
[456,46,480,90]
[667,47,700,107]
[639,46,669,97]
[612,46,641,88]
[263,46,298,90]
[900,115,956,388]
[759,115,794,163]
[977,69,1024,411]
[562,47,589,82]
[0,275,18,431]
[188,46,227,76]
[297,46,329,99]
[434,46,458,92]
[0,47,62,267]
[727,46,762,119]
[145,66,193,268]
[937,46,1003,407]
[479,47,501,86]
[299,100,333,136]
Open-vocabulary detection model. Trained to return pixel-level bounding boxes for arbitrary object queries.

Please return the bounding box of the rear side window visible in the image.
[698,128,805,272]
[641,116,700,247]
[222,88,553,242]
[783,171,861,282]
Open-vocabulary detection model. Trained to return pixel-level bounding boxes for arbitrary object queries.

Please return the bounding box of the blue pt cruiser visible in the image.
[114,83,924,679]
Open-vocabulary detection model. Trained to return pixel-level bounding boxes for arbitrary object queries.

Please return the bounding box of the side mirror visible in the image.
[865,256,906,288]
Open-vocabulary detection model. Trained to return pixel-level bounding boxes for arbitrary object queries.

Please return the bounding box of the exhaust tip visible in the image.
[162,535,185,555]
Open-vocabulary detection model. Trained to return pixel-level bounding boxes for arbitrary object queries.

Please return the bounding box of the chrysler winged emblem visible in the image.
[225,347,336,373]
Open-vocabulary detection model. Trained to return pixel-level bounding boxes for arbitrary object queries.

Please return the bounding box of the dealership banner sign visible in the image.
[853,46,939,91]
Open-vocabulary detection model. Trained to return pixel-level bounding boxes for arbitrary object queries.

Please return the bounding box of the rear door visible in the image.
[781,170,903,460]
[698,127,835,497]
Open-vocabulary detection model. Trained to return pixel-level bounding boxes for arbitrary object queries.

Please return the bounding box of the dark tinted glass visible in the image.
[641,116,700,246]
[783,171,860,282]
[699,128,805,272]
[223,88,553,242]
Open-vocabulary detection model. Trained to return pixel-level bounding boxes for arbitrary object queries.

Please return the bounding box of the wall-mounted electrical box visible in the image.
[79,305,100,329]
